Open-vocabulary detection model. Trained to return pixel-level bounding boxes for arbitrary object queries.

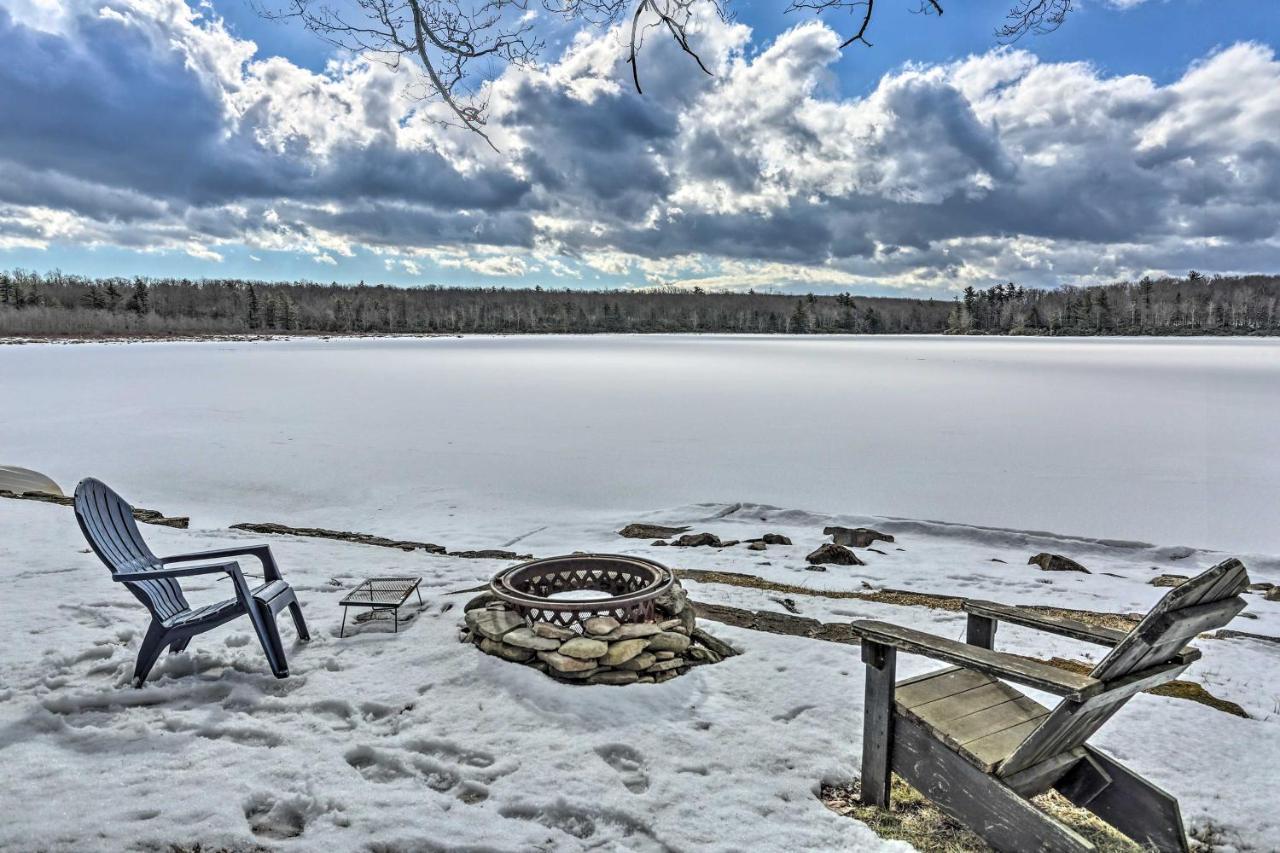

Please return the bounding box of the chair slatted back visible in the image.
[998,559,1249,778]
[74,478,190,621]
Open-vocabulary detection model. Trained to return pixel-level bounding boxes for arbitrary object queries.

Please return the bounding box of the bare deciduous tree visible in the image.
[263,0,1076,141]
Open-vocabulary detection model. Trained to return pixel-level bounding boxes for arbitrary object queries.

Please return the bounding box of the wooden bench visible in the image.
[852,558,1250,852]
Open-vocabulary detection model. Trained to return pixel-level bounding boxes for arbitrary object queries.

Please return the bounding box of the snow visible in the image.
[4,335,1280,553]
[2,335,1279,851]
[1,497,1278,852]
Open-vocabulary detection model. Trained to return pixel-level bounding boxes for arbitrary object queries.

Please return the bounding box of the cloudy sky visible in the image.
[1,0,1277,294]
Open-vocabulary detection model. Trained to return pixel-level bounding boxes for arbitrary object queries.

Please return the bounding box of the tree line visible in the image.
[0,269,1277,338]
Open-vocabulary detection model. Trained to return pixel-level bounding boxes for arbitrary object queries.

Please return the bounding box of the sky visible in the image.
[0,0,1277,295]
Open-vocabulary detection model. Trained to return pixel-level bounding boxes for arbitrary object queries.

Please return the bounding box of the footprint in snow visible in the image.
[595,743,650,793]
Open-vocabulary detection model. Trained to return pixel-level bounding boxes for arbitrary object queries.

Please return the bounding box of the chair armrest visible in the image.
[161,544,280,581]
[851,620,1103,700]
[113,560,242,582]
[964,600,1129,647]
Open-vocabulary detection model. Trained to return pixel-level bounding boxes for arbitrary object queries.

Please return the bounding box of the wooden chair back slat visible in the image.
[997,558,1248,778]
[74,478,189,621]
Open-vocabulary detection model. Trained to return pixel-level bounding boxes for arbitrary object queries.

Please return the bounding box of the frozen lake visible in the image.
[4,334,1278,553]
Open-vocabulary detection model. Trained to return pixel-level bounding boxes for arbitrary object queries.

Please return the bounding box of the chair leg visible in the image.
[169,637,191,654]
[245,601,289,678]
[860,640,896,808]
[1058,747,1190,853]
[133,622,169,688]
[288,600,311,642]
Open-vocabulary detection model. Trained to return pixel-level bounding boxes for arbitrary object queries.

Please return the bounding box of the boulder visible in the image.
[1150,574,1189,588]
[583,616,621,636]
[463,592,504,612]
[537,651,598,673]
[762,533,792,545]
[502,627,562,651]
[824,526,894,548]
[619,523,691,539]
[1266,587,1280,602]
[672,532,722,548]
[648,631,691,653]
[747,541,767,552]
[596,623,662,642]
[806,543,865,566]
[1028,553,1091,574]
[479,637,534,662]
[467,608,524,641]
[588,670,640,685]
[1247,582,1274,592]
[601,638,650,666]
[558,636,609,660]
[651,540,669,546]
[616,652,657,671]
[691,627,738,658]
[686,646,721,664]
[531,622,576,641]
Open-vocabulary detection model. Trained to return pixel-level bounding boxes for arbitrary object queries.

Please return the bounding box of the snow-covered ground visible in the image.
[4,335,1280,553]
[2,497,1278,852]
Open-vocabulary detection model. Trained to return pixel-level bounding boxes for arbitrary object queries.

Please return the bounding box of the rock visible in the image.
[654,651,676,661]
[651,540,668,546]
[549,667,599,680]
[656,586,689,616]
[1028,553,1091,574]
[747,541,767,552]
[583,616,621,636]
[658,618,682,631]
[479,637,534,662]
[687,646,721,664]
[588,670,640,685]
[762,533,792,545]
[648,657,685,673]
[596,623,662,641]
[637,676,656,684]
[467,608,524,641]
[531,622,576,640]
[616,652,657,671]
[558,636,609,660]
[654,670,678,682]
[619,523,691,539]
[691,627,738,658]
[451,549,528,560]
[806,543,865,566]
[1248,582,1274,592]
[502,627,562,651]
[1266,587,1280,602]
[1150,574,1189,588]
[719,540,740,548]
[824,526,894,548]
[463,592,503,612]
[672,532,722,547]
[648,631,691,653]
[805,565,827,572]
[601,638,650,666]
[677,607,696,634]
[537,650,598,673]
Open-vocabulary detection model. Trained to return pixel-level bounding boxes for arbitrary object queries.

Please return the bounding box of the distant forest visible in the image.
[1,269,1278,337]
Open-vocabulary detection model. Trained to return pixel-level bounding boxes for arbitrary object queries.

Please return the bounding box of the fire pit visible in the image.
[489,554,673,628]
[461,554,738,685]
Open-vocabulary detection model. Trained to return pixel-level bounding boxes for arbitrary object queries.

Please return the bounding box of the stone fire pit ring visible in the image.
[489,553,674,630]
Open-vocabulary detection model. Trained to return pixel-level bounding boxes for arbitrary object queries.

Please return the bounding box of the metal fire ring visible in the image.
[489,553,674,629]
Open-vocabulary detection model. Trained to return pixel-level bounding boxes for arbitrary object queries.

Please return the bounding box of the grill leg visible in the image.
[340,608,348,639]
[394,608,399,633]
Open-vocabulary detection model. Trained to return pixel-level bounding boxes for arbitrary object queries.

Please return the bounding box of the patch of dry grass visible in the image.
[821,776,1143,853]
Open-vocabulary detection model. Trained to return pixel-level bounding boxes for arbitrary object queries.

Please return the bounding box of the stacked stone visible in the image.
[459,580,737,685]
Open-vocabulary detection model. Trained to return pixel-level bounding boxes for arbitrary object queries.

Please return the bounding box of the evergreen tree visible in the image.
[127,278,150,314]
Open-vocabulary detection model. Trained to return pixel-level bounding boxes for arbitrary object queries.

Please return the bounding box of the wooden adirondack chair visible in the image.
[851,558,1250,853]
[74,478,311,687]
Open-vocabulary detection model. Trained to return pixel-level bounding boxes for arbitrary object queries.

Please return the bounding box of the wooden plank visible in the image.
[1074,659,1191,714]
[911,681,1023,728]
[1179,559,1248,609]
[964,600,1127,647]
[1060,746,1190,853]
[1094,596,1244,680]
[950,696,1049,747]
[890,712,1095,853]
[852,620,1101,699]
[896,668,989,709]
[1003,749,1086,798]
[859,640,896,808]
[966,613,997,649]
[965,717,1048,772]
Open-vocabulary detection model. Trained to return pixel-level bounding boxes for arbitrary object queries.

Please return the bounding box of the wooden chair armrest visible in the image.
[963,600,1129,647]
[851,620,1103,700]
[114,560,242,582]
